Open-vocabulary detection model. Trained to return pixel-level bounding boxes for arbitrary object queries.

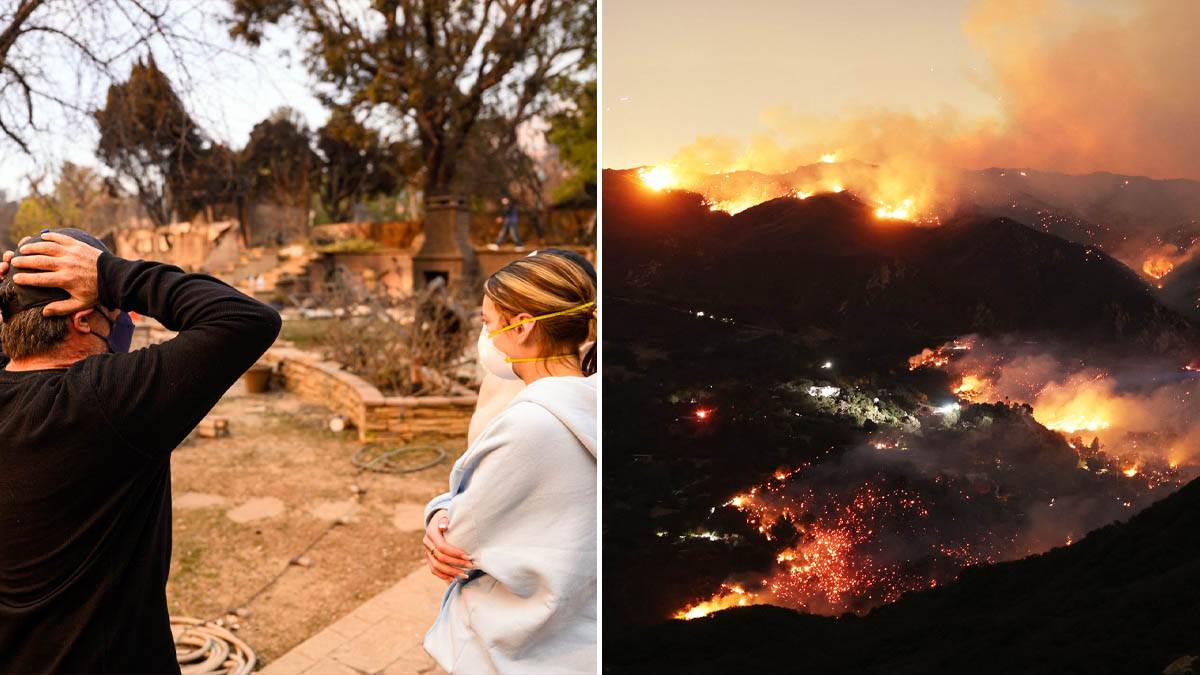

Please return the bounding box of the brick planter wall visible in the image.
[261,347,476,442]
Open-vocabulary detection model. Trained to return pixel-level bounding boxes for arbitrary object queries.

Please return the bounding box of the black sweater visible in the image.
[0,253,281,673]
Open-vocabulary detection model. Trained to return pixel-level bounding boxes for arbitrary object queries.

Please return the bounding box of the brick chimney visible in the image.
[412,195,480,290]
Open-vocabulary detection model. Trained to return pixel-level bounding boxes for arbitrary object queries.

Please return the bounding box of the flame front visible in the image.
[638,165,677,191]
[635,156,940,220]
[1143,257,1175,280]
[675,584,757,620]
[1140,241,1200,282]
[875,198,915,221]
[1030,375,1117,433]
[953,374,995,401]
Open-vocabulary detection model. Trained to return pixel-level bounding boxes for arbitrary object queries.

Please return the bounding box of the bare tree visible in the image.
[0,1,217,156]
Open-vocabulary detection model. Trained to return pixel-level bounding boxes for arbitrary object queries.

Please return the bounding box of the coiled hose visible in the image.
[172,616,257,675]
[352,442,447,473]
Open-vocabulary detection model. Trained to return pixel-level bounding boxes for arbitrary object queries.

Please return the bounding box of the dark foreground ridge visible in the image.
[607,473,1200,674]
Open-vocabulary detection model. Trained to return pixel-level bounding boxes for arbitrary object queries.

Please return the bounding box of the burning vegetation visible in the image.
[905,335,1200,467]
[671,334,1197,621]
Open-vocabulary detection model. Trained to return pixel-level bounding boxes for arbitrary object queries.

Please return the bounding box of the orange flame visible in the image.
[1142,257,1175,280]
[1141,242,1200,281]
[1031,375,1117,433]
[953,374,996,402]
[675,584,757,620]
[638,165,677,191]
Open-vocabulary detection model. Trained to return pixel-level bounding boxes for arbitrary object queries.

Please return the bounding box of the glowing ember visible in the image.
[638,165,677,191]
[695,408,711,420]
[819,153,837,164]
[676,473,973,618]
[674,336,1195,623]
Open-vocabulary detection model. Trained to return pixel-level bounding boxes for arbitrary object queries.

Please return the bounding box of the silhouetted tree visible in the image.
[241,107,318,210]
[315,108,402,222]
[94,57,225,226]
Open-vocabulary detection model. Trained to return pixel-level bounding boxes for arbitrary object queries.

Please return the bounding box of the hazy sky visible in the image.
[0,15,325,198]
[603,0,996,169]
[602,0,1140,172]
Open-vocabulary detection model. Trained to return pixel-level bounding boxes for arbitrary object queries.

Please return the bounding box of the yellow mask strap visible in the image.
[505,354,576,364]
[487,301,596,338]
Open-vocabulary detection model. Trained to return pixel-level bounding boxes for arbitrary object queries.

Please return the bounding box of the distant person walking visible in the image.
[488,197,524,252]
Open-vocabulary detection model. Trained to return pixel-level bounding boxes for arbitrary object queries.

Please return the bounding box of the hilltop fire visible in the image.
[953,374,993,400]
[638,165,677,191]
[634,159,934,219]
[908,337,974,370]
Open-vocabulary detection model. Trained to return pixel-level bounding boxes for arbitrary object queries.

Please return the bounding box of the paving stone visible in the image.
[226,497,285,523]
[174,492,227,509]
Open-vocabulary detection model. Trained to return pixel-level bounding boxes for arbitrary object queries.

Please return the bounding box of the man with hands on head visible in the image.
[0,229,281,673]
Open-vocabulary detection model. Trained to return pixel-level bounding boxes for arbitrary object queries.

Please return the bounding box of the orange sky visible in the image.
[603,0,996,169]
[602,0,1200,180]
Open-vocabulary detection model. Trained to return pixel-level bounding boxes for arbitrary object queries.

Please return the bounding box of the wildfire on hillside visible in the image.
[674,338,1196,622]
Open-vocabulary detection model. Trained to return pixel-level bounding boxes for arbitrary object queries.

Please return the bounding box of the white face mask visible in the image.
[477,325,522,380]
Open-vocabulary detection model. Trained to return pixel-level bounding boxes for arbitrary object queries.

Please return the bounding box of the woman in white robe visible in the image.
[422,253,597,674]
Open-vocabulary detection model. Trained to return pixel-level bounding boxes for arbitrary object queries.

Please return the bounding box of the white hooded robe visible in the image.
[423,373,597,674]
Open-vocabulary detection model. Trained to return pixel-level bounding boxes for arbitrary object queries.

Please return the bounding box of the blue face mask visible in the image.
[92,310,135,354]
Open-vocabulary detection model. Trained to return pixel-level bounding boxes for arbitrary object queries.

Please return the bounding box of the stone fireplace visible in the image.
[412,195,480,290]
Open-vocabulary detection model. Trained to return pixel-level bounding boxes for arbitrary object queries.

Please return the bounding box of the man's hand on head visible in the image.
[0,236,28,280]
[10,232,102,316]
